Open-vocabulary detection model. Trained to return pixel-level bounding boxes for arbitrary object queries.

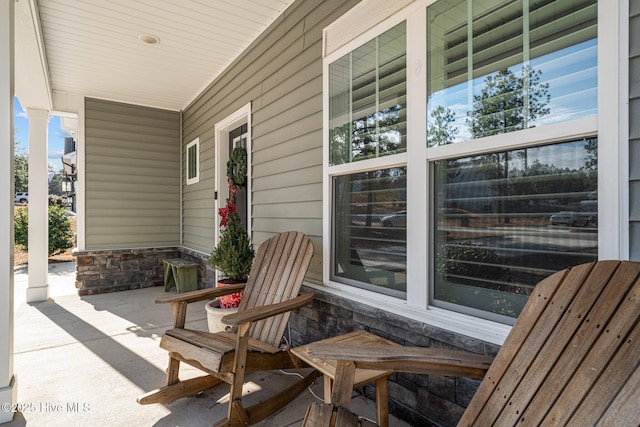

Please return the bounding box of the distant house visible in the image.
[61,136,77,210]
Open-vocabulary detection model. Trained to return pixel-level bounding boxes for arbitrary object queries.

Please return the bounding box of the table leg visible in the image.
[376,377,389,427]
[323,375,332,404]
[164,262,174,291]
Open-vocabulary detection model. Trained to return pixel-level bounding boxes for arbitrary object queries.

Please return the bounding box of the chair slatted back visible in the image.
[459,260,640,426]
[238,231,314,347]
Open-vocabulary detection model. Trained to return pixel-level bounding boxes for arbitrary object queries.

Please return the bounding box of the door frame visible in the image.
[214,103,252,246]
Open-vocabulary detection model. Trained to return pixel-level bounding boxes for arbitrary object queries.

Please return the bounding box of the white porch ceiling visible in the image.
[15,0,296,112]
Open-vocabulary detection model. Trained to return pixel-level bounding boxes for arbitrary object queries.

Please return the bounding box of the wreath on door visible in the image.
[227,146,247,187]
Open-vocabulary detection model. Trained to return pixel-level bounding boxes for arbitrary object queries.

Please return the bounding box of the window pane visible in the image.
[333,168,407,296]
[188,144,197,179]
[329,22,407,165]
[427,0,597,146]
[433,138,597,320]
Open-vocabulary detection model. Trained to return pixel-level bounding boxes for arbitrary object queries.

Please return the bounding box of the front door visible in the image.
[214,103,252,248]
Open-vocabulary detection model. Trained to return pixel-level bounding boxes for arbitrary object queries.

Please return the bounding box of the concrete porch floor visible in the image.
[7,262,410,427]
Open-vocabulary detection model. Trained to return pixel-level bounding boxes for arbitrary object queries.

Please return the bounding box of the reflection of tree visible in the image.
[468,66,550,138]
[428,105,458,146]
[329,103,404,164]
[510,160,595,198]
[584,137,597,173]
[351,104,404,161]
[329,124,351,165]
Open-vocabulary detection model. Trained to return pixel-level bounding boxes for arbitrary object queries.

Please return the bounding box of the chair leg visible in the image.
[137,374,223,404]
[213,369,320,427]
[167,354,181,385]
[226,323,251,425]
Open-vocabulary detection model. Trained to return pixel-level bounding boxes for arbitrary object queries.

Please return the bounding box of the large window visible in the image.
[324,0,607,331]
[328,22,408,295]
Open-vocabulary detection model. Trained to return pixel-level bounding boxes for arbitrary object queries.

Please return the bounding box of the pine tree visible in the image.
[209,211,254,282]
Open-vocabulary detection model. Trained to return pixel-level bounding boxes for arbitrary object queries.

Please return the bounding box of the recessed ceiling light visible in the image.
[138,34,160,45]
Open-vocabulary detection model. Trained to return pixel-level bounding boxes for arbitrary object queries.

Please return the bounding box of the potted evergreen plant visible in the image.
[209,146,254,309]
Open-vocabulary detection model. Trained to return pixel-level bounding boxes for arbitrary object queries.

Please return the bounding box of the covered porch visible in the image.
[2,0,635,425]
[7,262,408,426]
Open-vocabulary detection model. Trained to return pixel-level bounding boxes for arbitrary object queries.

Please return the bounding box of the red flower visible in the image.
[218,177,242,227]
[218,200,237,227]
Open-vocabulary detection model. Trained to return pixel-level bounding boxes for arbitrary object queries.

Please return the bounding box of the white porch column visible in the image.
[0,0,17,423]
[26,108,49,302]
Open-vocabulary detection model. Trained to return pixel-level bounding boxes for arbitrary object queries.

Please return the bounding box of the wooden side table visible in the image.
[163,258,198,293]
[292,330,400,427]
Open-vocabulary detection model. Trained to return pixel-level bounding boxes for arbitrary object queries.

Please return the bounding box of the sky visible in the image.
[14,97,72,172]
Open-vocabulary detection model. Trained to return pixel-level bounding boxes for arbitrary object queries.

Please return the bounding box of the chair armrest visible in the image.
[154,284,246,304]
[222,292,315,326]
[306,342,494,379]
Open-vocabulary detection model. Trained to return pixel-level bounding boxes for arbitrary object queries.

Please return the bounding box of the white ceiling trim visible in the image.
[14,0,53,110]
[15,0,297,112]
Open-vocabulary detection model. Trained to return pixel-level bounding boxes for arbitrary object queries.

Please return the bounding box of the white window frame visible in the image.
[186,137,200,186]
[214,103,253,248]
[319,0,628,345]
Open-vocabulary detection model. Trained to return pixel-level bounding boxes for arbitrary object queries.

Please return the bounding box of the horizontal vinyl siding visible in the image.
[181,0,361,283]
[630,0,640,260]
[84,98,180,249]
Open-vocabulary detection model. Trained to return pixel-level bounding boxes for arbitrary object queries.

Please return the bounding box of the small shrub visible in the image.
[210,212,254,282]
[14,208,28,251]
[436,240,509,284]
[14,205,74,256]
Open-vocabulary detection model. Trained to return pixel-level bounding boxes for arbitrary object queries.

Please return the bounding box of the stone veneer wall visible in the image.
[73,247,215,295]
[290,286,502,427]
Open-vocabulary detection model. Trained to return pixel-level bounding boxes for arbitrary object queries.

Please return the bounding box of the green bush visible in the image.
[436,240,509,283]
[14,205,74,256]
[209,212,254,282]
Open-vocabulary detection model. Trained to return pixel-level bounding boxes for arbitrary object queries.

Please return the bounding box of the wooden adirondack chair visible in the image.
[138,231,319,427]
[302,260,640,426]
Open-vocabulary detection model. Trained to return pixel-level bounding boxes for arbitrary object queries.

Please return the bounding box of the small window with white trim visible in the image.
[186,137,199,185]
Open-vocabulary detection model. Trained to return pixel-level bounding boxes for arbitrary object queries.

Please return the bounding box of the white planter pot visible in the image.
[205,299,238,333]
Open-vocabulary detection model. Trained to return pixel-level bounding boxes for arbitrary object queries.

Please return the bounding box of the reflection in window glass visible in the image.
[427,0,597,146]
[433,138,598,320]
[188,144,197,179]
[186,138,199,185]
[333,168,407,296]
[329,22,407,164]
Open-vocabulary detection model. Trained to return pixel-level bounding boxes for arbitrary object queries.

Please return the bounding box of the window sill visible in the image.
[306,280,512,346]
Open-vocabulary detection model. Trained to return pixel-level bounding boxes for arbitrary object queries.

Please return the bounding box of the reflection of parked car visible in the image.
[14,192,28,203]
[550,211,588,227]
[380,210,406,227]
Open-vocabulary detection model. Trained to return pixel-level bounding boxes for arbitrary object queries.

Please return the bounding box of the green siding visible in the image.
[84,98,180,249]
[181,0,360,283]
[631,0,640,260]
